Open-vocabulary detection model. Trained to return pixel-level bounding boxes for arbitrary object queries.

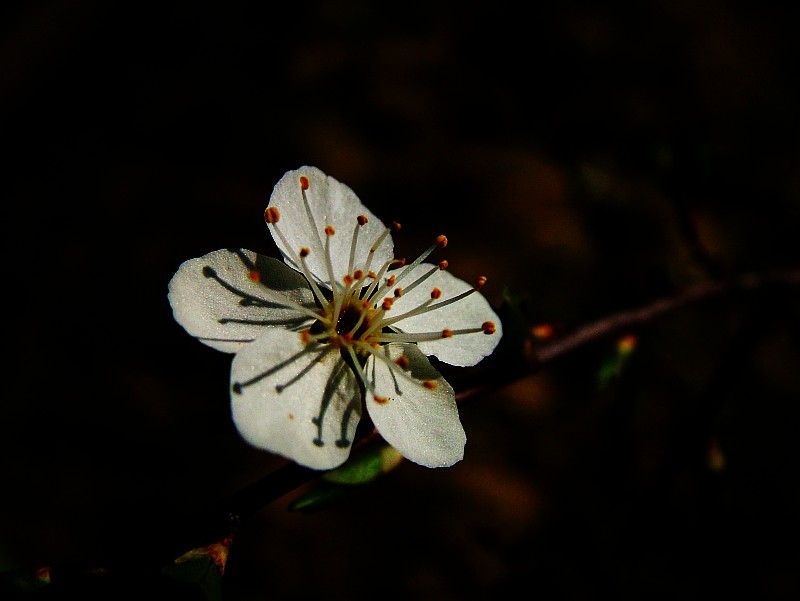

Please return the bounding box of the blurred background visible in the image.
[2,0,800,598]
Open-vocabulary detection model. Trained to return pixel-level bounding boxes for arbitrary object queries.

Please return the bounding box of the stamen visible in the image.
[381,285,480,327]
[363,257,403,301]
[359,226,392,279]
[482,321,496,335]
[323,224,339,294]
[264,206,280,224]
[295,248,331,309]
[348,216,367,274]
[357,342,441,391]
[300,177,325,256]
[390,234,448,290]
[394,287,403,297]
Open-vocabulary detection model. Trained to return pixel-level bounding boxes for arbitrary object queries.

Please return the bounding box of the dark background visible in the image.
[3,1,800,599]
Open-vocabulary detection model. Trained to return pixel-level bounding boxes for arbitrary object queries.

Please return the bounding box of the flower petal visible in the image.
[389,263,503,366]
[230,328,361,470]
[365,343,464,468]
[168,248,316,353]
[268,166,394,286]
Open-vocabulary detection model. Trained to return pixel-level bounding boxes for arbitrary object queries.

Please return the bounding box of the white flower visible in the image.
[168,166,502,470]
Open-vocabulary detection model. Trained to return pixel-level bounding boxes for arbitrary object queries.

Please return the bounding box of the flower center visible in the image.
[333,300,371,339]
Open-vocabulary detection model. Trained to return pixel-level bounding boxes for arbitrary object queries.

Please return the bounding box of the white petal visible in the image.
[267,166,394,287]
[389,263,503,366]
[365,343,464,468]
[231,329,361,470]
[168,249,316,353]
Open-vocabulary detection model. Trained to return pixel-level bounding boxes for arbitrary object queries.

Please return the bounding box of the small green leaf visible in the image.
[323,444,403,485]
[289,445,404,513]
[161,537,232,601]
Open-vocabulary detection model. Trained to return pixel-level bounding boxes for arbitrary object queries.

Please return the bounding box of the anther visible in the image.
[395,355,410,369]
[374,395,389,405]
[394,287,403,297]
[343,274,354,285]
[382,298,394,311]
[422,380,438,390]
[431,288,442,300]
[386,275,396,287]
[299,176,310,190]
[248,270,260,283]
[325,225,335,236]
[300,330,312,344]
[391,221,402,231]
[264,206,280,224]
[354,269,364,280]
[435,235,448,248]
[357,214,368,226]
[299,247,310,258]
[482,321,497,335]
[475,276,487,289]
[442,329,454,338]
[438,260,449,270]
[368,271,377,279]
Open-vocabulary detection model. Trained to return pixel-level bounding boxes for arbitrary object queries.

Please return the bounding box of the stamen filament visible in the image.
[381,287,478,327]
[301,183,326,257]
[360,227,391,281]
[390,235,447,289]
[268,221,329,309]
[357,343,436,390]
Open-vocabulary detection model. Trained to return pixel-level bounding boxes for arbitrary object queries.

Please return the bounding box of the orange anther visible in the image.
[299,176,310,190]
[391,221,402,231]
[435,234,448,248]
[354,269,364,280]
[386,275,396,287]
[324,225,335,236]
[482,321,496,335]
[395,355,410,369]
[264,206,280,223]
[300,330,312,344]
[343,274,354,285]
[382,297,394,311]
[374,395,390,405]
[394,287,403,297]
[422,380,438,390]
[299,247,310,258]
[438,260,449,270]
[368,271,377,279]
[357,214,368,226]
[441,329,454,338]
[248,270,260,283]
[430,288,442,300]
[475,276,487,289]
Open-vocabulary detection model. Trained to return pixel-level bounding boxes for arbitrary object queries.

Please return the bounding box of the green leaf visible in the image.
[161,537,232,601]
[323,444,403,485]
[289,444,404,513]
